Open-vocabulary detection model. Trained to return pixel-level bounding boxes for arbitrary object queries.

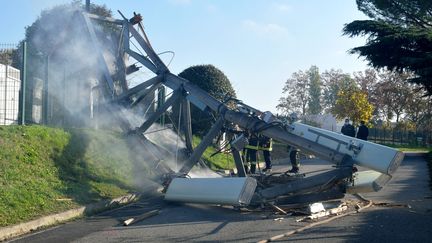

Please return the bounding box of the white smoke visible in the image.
[27,4,122,128]
[27,3,224,191]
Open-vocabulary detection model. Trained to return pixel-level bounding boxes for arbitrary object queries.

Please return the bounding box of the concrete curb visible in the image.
[0,193,140,242]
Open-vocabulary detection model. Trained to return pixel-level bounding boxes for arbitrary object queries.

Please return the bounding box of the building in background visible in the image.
[303,114,339,132]
[0,64,21,125]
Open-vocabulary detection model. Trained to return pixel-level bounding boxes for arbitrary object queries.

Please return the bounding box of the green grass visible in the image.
[378,143,432,152]
[0,126,249,227]
[190,137,293,170]
[192,136,235,170]
[0,125,149,227]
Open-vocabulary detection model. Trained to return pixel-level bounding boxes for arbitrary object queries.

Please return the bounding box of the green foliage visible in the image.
[355,0,432,25]
[191,136,234,170]
[344,0,432,95]
[393,120,416,130]
[190,136,290,170]
[321,69,353,113]
[0,125,147,227]
[332,87,374,124]
[178,64,236,136]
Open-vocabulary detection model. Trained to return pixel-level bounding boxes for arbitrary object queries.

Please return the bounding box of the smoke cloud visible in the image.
[26,3,218,193]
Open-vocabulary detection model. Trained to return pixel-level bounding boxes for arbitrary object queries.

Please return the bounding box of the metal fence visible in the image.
[0,44,20,125]
[369,127,432,147]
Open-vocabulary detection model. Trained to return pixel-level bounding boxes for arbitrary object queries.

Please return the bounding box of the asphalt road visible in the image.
[10,155,432,243]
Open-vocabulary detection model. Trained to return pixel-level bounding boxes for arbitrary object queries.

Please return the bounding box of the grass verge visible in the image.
[380,143,431,152]
[0,125,149,227]
[192,136,235,170]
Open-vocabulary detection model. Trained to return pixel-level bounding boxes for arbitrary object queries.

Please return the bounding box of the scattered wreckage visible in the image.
[78,10,404,211]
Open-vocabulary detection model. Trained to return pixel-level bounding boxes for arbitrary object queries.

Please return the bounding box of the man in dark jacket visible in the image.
[341,119,355,137]
[356,120,369,140]
[259,135,273,172]
[244,133,273,173]
[288,146,300,173]
[244,133,259,174]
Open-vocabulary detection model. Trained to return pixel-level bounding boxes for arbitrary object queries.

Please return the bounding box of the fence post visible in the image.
[19,42,27,125]
[374,128,377,143]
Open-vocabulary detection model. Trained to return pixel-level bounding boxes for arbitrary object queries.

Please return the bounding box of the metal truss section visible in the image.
[79,10,404,207]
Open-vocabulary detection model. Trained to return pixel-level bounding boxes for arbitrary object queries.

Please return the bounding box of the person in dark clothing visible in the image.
[259,135,273,172]
[245,133,259,174]
[244,133,273,173]
[356,120,369,140]
[288,146,300,173]
[341,119,355,137]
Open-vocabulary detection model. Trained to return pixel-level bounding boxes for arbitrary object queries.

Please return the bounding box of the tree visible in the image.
[178,64,236,135]
[321,69,355,113]
[405,89,430,125]
[352,69,381,118]
[277,70,309,116]
[375,71,412,122]
[353,68,378,95]
[14,2,114,69]
[332,87,374,124]
[343,0,432,95]
[307,66,322,115]
[0,48,16,66]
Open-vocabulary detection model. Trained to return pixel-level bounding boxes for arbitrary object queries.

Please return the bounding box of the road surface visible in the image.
[10,155,432,242]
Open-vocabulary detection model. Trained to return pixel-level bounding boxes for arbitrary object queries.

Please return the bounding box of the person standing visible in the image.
[341,119,355,137]
[245,133,259,174]
[288,146,300,173]
[259,135,273,172]
[356,120,369,140]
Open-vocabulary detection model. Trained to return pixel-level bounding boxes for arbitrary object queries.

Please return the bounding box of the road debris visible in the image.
[123,209,160,226]
[258,196,373,243]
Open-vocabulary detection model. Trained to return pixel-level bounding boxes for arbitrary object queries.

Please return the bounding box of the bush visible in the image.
[178,64,236,136]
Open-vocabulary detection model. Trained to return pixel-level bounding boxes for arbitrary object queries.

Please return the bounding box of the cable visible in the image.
[143,89,174,118]
[143,127,174,135]
[130,39,147,58]
[209,138,232,157]
[175,102,182,171]
[156,51,175,67]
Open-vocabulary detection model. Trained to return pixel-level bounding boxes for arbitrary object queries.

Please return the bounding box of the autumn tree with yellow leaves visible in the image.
[332,88,374,125]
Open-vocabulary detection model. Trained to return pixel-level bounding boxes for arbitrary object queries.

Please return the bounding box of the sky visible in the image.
[0,0,370,114]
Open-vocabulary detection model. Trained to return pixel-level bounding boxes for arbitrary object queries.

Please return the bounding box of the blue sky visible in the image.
[0,0,369,113]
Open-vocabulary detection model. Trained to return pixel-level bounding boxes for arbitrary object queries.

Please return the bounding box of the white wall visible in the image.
[0,64,21,125]
[303,113,339,132]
